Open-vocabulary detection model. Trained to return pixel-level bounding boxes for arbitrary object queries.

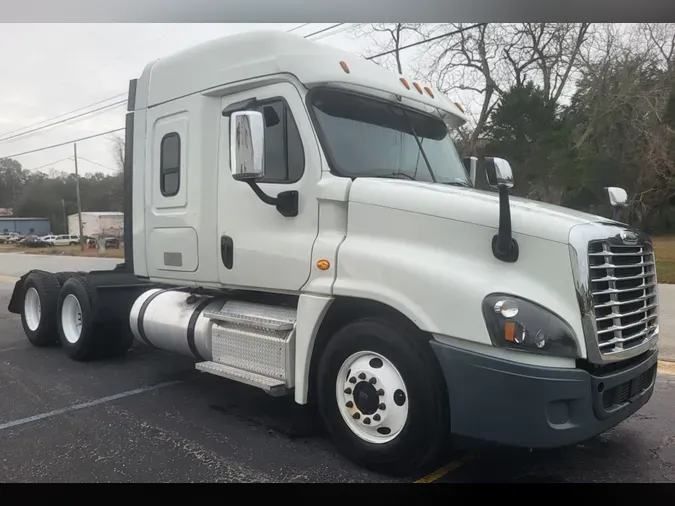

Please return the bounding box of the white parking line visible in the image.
[0,380,182,432]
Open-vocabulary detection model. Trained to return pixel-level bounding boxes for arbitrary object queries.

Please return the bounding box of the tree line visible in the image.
[0,137,124,234]
[356,23,675,233]
[2,24,674,233]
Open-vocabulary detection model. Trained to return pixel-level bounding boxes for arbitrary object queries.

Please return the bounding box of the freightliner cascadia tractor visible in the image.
[8,31,659,475]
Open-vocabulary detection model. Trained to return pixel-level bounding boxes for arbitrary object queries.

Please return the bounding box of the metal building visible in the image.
[68,212,124,238]
[0,217,51,236]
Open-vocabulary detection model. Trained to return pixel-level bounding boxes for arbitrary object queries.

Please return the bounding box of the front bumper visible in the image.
[429,340,658,449]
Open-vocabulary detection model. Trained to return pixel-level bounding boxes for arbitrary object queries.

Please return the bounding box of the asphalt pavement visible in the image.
[0,278,674,483]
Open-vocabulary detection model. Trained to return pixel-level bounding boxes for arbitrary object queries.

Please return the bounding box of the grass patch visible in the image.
[653,236,675,284]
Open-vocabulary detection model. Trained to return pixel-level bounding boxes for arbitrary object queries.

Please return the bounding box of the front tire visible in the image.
[21,271,61,347]
[316,317,450,476]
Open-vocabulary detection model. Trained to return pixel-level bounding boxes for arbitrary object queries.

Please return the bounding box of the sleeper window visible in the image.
[160,132,181,196]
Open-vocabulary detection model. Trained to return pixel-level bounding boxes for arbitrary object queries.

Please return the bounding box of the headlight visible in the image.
[482,294,579,358]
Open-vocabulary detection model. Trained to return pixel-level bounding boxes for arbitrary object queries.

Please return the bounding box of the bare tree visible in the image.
[353,24,423,75]
[110,134,125,173]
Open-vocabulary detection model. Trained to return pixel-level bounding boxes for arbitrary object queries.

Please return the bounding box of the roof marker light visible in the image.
[412,82,423,94]
[424,87,434,98]
[339,61,350,74]
[399,78,410,90]
[455,102,465,112]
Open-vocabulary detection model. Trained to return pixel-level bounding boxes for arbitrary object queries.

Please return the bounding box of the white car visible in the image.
[49,234,80,246]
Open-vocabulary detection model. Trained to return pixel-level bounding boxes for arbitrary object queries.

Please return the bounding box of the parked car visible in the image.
[0,232,21,244]
[48,234,80,246]
[21,236,52,248]
[41,235,58,243]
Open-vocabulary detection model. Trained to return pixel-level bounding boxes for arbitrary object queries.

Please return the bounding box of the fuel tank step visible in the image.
[196,361,288,397]
[203,300,297,331]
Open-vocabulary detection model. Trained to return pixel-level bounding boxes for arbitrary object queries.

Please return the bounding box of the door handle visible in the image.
[221,236,233,270]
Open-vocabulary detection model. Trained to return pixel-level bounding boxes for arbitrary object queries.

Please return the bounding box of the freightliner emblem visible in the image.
[620,230,639,245]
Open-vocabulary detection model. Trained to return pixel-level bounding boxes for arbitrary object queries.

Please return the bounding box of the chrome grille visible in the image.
[588,241,658,355]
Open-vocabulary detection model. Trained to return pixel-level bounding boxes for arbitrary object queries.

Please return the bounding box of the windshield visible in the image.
[309,88,470,185]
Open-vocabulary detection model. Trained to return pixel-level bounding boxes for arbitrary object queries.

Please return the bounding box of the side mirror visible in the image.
[462,156,477,186]
[605,187,628,208]
[605,186,628,222]
[230,110,266,181]
[485,157,514,189]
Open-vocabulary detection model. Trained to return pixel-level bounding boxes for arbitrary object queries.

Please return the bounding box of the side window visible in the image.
[253,100,304,183]
[160,132,181,197]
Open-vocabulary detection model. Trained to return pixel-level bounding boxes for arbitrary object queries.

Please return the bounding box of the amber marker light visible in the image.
[317,259,331,271]
[339,61,350,74]
[399,77,410,89]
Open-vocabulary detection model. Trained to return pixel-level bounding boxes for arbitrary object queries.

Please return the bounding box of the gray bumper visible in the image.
[429,340,658,449]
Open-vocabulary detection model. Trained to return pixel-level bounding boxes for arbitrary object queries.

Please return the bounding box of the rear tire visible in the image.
[57,277,98,361]
[21,271,61,347]
[54,271,82,287]
[316,317,450,476]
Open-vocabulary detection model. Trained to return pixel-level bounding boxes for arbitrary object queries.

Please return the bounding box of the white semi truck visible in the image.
[8,30,659,475]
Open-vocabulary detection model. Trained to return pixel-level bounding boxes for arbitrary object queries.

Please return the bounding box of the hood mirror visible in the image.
[605,186,628,222]
[485,157,518,263]
[485,157,514,189]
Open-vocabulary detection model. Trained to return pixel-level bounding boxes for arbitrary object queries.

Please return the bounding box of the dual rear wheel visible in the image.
[20,271,133,361]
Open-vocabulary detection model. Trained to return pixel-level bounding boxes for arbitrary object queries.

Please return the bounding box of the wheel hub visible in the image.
[353,381,380,415]
[336,351,409,444]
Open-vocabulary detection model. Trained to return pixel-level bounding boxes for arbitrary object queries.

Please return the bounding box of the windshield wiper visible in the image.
[443,181,471,188]
[372,172,416,181]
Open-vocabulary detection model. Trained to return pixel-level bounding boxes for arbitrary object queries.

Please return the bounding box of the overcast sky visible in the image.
[0,23,383,176]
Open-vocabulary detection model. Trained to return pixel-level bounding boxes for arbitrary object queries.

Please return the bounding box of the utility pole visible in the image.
[61,198,67,234]
[73,143,84,251]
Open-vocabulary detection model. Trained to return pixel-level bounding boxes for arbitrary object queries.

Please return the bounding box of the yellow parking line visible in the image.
[414,454,473,483]
[658,360,675,376]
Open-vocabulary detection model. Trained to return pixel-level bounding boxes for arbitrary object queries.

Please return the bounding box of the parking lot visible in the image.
[0,258,674,482]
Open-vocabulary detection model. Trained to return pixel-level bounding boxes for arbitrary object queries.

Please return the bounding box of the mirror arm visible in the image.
[492,185,519,263]
[245,181,299,218]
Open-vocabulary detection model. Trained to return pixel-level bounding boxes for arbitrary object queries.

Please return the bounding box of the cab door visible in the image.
[216,82,321,292]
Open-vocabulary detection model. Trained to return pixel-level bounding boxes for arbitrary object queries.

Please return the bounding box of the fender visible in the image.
[331,201,585,357]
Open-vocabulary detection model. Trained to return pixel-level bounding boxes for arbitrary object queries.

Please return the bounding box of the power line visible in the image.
[0,100,126,144]
[287,23,311,33]
[75,156,116,171]
[304,24,343,39]
[310,23,361,42]
[0,93,126,139]
[366,23,486,60]
[26,157,72,172]
[1,127,124,159]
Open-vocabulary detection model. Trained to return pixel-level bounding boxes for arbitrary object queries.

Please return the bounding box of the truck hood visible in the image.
[348,178,610,244]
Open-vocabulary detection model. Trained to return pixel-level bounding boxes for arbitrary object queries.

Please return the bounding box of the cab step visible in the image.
[196,361,288,397]
[203,300,297,330]
[199,300,297,395]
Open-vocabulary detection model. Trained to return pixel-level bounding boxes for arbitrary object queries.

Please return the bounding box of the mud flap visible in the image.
[7,270,41,314]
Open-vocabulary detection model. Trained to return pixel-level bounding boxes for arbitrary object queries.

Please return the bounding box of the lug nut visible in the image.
[369,377,377,384]
[358,373,366,380]
[344,387,352,395]
[346,401,353,408]
[363,417,371,425]
[379,403,386,410]
[377,389,384,396]
[373,414,381,421]
[353,412,360,420]
[349,377,356,384]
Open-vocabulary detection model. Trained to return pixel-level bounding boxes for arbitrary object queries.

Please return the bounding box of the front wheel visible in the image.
[316,317,450,476]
